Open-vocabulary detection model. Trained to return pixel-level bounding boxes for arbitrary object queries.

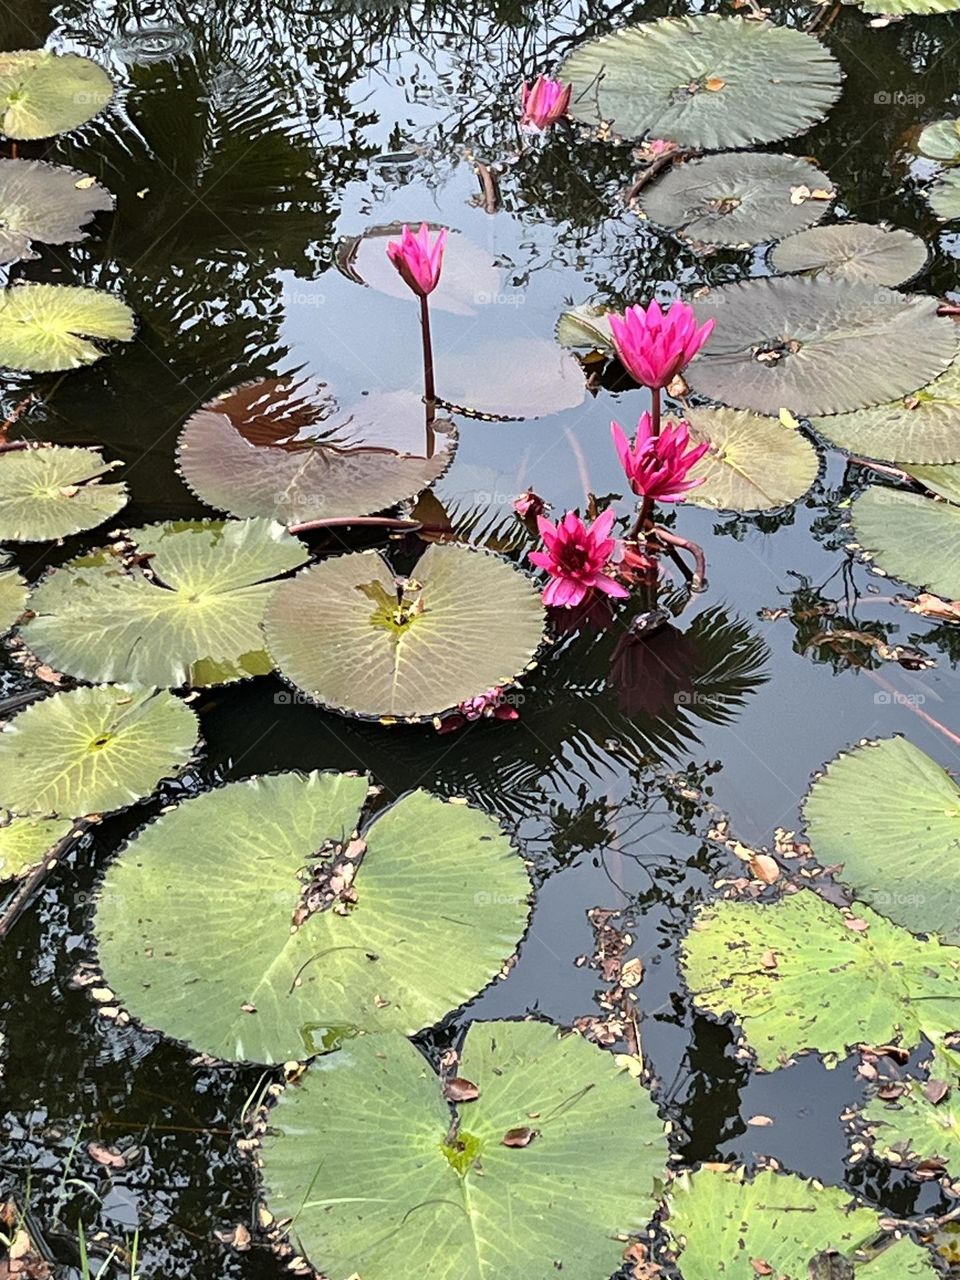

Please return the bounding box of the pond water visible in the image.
[2,0,960,1276]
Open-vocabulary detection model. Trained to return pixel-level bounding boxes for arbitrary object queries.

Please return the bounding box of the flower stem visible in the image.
[650,525,708,593]
[650,385,661,438]
[420,293,436,458]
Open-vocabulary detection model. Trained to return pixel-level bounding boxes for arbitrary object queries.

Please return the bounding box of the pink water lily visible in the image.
[386,222,448,297]
[612,413,709,503]
[609,299,715,390]
[520,76,572,132]
[528,508,629,608]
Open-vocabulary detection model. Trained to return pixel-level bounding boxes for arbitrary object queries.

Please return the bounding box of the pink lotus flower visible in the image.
[436,686,519,734]
[514,489,546,520]
[609,300,715,390]
[528,508,629,608]
[386,223,448,297]
[611,413,709,503]
[520,76,572,132]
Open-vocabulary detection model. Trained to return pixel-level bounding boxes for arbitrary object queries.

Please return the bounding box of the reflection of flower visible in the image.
[520,76,572,132]
[611,413,709,502]
[386,223,448,297]
[610,621,699,717]
[609,299,715,390]
[436,686,519,734]
[528,509,628,608]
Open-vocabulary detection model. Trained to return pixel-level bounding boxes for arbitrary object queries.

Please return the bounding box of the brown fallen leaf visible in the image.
[444,1077,480,1103]
[790,184,835,205]
[620,957,644,989]
[622,1240,663,1279]
[905,593,960,622]
[760,949,778,970]
[704,76,726,91]
[501,1126,538,1148]
[746,1114,774,1126]
[844,915,870,932]
[87,1141,127,1169]
[751,1260,775,1277]
[215,1223,252,1251]
[924,1078,951,1105]
[750,854,780,885]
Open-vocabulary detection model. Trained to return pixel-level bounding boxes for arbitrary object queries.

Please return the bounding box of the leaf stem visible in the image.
[287,516,422,535]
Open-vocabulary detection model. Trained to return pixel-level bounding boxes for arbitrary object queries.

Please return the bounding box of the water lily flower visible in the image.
[514,489,546,520]
[609,299,715,390]
[520,76,572,132]
[528,508,629,608]
[611,413,709,502]
[386,223,448,297]
[436,686,519,734]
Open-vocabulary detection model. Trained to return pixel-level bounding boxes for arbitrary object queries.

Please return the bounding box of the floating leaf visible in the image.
[855,0,960,17]
[0,815,72,881]
[771,222,928,287]
[680,407,819,511]
[850,486,960,599]
[177,379,456,524]
[667,1167,937,1279]
[336,223,502,316]
[262,1021,667,1278]
[0,446,127,542]
[804,736,960,942]
[917,118,960,163]
[95,775,532,1062]
[21,519,309,688]
[858,1046,960,1181]
[640,152,833,248]
[0,552,26,634]
[264,543,544,721]
[0,284,135,372]
[687,277,957,417]
[439,337,586,419]
[929,170,960,221]
[681,891,960,1069]
[810,362,960,464]
[554,304,614,353]
[0,49,113,140]
[560,15,842,150]
[905,461,960,503]
[0,160,113,265]
[0,686,199,819]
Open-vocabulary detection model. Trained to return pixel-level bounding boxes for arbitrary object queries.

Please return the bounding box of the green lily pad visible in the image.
[0,49,113,140]
[905,462,960,503]
[681,890,960,1069]
[771,223,928,287]
[264,543,545,722]
[20,518,309,689]
[0,552,27,634]
[667,1166,938,1279]
[0,446,127,542]
[857,0,960,18]
[917,118,960,163]
[680,407,819,512]
[0,284,135,373]
[438,337,586,420]
[811,363,960,465]
[0,685,199,819]
[0,815,73,881]
[554,304,614,353]
[804,736,960,943]
[850,486,960,599]
[858,1045,960,1184]
[262,1021,668,1279]
[336,223,502,317]
[640,152,834,248]
[95,774,532,1062]
[686,277,957,417]
[177,379,457,524]
[0,160,114,265]
[559,15,842,150]
[929,170,960,221]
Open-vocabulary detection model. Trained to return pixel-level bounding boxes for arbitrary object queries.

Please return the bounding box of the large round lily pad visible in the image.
[640,152,833,248]
[681,891,960,1069]
[811,362,960,465]
[858,1046,960,1183]
[0,284,135,372]
[0,160,114,265]
[850,486,960,600]
[771,222,928,287]
[667,1167,938,1279]
[559,15,842,150]
[336,224,502,316]
[264,543,545,721]
[858,0,960,17]
[918,118,960,163]
[680,407,819,511]
[438,337,586,419]
[0,815,73,882]
[21,518,309,688]
[554,304,614,353]
[0,49,113,140]
[686,277,957,417]
[929,170,960,221]
[0,686,199,819]
[804,736,960,943]
[0,552,27,634]
[177,379,456,524]
[0,446,127,542]
[905,461,960,504]
[262,1021,668,1280]
[95,774,532,1062]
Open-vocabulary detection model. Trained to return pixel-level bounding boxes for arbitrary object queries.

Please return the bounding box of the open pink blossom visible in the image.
[609,299,715,390]
[611,413,709,502]
[386,223,448,297]
[528,508,629,608]
[520,76,572,131]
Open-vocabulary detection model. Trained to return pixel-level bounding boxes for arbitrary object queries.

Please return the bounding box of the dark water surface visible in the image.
[2,0,960,1274]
